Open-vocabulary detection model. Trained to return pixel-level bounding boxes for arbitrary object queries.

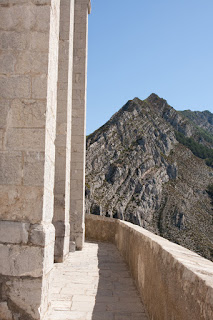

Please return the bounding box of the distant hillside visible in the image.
[86,94,213,261]
[181,109,213,136]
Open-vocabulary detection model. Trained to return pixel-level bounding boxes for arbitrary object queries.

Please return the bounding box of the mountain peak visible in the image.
[147,93,162,102]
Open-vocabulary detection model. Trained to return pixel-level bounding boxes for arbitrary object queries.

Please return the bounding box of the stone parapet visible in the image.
[85,214,213,320]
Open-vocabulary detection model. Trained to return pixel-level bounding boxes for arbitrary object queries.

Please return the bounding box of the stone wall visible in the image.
[0,0,91,319]
[85,215,213,320]
[0,0,60,318]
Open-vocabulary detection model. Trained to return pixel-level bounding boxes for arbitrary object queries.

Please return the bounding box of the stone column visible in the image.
[53,0,75,263]
[0,1,60,319]
[70,0,91,250]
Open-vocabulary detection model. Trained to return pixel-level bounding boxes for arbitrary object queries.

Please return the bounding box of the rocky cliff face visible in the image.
[181,109,213,135]
[86,94,213,261]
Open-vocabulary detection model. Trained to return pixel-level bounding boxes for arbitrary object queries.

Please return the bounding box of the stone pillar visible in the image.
[0,1,60,319]
[53,0,75,263]
[70,0,91,250]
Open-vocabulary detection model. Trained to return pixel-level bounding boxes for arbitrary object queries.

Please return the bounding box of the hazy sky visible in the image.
[86,0,213,134]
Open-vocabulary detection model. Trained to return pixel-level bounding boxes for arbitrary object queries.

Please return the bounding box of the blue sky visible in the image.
[86,0,213,134]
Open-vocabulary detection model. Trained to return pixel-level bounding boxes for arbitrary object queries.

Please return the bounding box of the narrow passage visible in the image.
[48,242,148,320]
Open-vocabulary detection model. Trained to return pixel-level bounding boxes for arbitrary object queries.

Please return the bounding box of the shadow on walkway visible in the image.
[91,242,148,320]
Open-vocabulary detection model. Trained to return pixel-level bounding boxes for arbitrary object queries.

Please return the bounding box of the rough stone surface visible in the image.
[0,244,44,277]
[5,278,43,319]
[47,241,148,320]
[0,221,29,244]
[0,302,13,320]
[86,214,117,243]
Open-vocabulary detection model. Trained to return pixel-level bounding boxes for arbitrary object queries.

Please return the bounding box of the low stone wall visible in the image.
[85,214,117,243]
[85,215,213,320]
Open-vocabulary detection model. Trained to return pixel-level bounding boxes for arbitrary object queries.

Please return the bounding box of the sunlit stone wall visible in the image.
[0,0,91,318]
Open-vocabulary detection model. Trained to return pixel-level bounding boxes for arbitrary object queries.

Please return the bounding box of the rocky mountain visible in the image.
[181,109,213,135]
[85,94,213,261]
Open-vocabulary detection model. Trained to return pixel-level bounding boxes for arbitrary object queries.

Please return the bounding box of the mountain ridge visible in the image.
[86,94,213,261]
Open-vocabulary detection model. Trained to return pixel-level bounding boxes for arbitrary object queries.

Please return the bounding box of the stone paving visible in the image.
[47,241,148,320]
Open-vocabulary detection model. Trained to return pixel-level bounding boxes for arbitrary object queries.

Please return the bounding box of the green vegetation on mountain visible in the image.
[207,183,213,198]
[175,131,213,167]
[180,110,213,146]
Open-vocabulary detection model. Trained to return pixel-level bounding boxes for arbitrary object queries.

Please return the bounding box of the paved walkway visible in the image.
[47,242,148,320]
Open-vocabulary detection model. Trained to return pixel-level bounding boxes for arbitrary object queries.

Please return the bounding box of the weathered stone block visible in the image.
[0,244,44,277]
[72,88,85,101]
[55,134,66,148]
[71,161,85,169]
[0,302,12,320]
[10,99,46,128]
[30,31,49,52]
[58,41,69,60]
[71,199,84,213]
[6,278,43,319]
[7,128,45,151]
[72,98,85,110]
[23,151,45,187]
[53,221,70,237]
[32,74,48,99]
[15,51,48,74]
[54,180,65,196]
[71,151,84,163]
[0,52,16,73]
[72,124,85,136]
[71,168,83,180]
[0,75,31,99]
[0,185,43,223]
[0,31,28,50]
[0,4,50,33]
[0,100,10,129]
[75,233,84,250]
[0,221,29,244]
[54,234,70,262]
[70,179,84,191]
[0,130,4,150]
[53,208,65,222]
[0,151,22,185]
[71,143,84,153]
[30,223,55,247]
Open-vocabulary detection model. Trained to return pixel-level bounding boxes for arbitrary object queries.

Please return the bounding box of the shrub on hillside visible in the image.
[175,131,213,168]
[207,184,213,198]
